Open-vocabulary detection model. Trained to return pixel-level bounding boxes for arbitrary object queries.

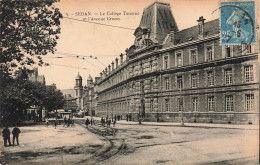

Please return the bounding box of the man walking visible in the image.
[45,118,49,127]
[2,126,11,147]
[85,118,90,128]
[12,126,21,145]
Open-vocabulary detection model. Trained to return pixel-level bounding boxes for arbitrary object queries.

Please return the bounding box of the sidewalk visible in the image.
[85,116,258,130]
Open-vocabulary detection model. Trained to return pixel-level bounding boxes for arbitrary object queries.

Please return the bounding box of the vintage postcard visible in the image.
[1,0,259,164]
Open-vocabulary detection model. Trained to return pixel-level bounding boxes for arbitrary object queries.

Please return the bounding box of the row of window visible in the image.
[158,94,255,112]
[163,45,253,69]
[163,65,254,90]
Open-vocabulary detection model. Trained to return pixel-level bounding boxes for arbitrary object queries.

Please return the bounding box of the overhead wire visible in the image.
[63,16,136,31]
[63,16,176,36]
[48,63,88,70]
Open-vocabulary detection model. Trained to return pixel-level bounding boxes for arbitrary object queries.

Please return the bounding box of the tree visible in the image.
[0,0,62,125]
[1,0,62,73]
[2,75,65,125]
[2,76,36,125]
[43,84,65,112]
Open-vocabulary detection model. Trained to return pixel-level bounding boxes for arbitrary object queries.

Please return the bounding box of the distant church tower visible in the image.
[75,73,83,110]
[87,74,93,87]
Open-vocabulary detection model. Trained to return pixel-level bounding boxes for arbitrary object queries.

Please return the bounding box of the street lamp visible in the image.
[180,86,184,126]
[138,105,142,124]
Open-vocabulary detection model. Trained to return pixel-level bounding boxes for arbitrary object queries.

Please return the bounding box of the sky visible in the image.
[38,0,221,90]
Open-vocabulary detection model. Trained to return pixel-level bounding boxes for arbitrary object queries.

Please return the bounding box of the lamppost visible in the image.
[138,105,142,124]
[180,86,184,126]
[106,100,109,119]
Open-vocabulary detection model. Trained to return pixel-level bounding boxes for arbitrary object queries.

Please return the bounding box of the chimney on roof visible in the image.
[115,58,119,68]
[197,16,206,39]
[170,29,175,42]
[108,65,111,73]
[120,53,123,65]
[111,61,114,70]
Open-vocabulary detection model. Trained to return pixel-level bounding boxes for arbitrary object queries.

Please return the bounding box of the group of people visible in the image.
[126,114,132,121]
[85,118,94,128]
[101,117,116,128]
[63,116,74,127]
[2,126,21,147]
[115,114,122,121]
[45,118,58,128]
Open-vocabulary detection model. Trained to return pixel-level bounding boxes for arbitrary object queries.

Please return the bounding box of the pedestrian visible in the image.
[106,119,109,128]
[45,118,49,127]
[2,126,11,147]
[90,118,93,126]
[54,119,57,129]
[113,119,116,127]
[101,117,104,126]
[114,114,117,121]
[126,114,129,121]
[63,116,67,127]
[85,118,90,128]
[108,118,111,128]
[129,114,132,121]
[67,118,71,127]
[12,126,21,146]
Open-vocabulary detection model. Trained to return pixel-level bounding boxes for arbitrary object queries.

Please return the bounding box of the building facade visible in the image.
[73,73,100,116]
[96,1,259,124]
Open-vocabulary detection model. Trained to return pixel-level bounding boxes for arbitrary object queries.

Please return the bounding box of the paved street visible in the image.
[0,119,258,165]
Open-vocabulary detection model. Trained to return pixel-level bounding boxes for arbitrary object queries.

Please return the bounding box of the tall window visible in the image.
[191,73,198,88]
[150,100,154,112]
[178,98,183,111]
[207,71,214,86]
[245,94,254,111]
[208,96,215,111]
[140,81,144,94]
[150,80,153,91]
[176,53,182,67]
[140,63,143,74]
[191,49,197,64]
[225,95,234,112]
[225,46,231,57]
[177,75,183,89]
[224,68,232,85]
[165,99,170,112]
[165,77,170,90]
[192,97,198,112]
[150,61,153,71]
[164,56,169,69]
[206,46,213,61]
[245,65,254,82]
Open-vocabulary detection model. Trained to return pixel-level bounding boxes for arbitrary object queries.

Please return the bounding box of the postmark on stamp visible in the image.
[220,1,256,45]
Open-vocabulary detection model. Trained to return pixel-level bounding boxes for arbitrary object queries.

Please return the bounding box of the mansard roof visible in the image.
[163,19,219,48]
[139,1,178,44]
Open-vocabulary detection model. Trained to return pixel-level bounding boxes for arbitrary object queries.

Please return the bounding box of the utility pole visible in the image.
[180,86,184,126]
[138,105,141,124]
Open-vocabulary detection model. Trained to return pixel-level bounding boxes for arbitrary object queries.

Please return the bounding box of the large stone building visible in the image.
[95,1,259,124]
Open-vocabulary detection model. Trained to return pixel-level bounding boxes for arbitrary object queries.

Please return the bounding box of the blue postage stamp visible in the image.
[220,1,256,45]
